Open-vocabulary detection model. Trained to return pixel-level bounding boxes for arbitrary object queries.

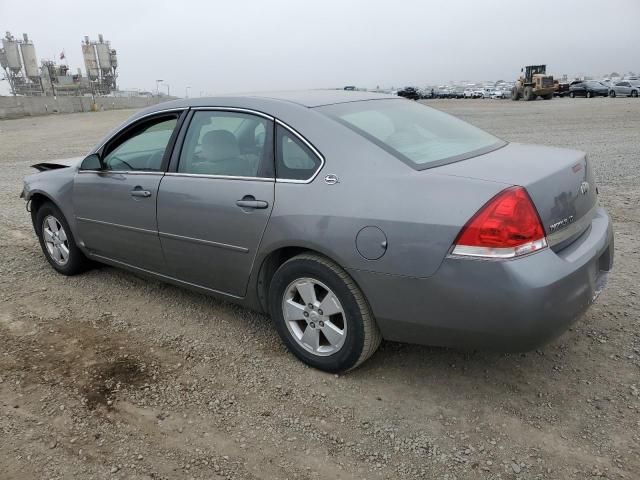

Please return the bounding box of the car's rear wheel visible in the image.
[35,202,91,275]
[586,90,593,98]
[609,90,616,98]
[268,253,381,372]
[570,91,575,98]
[632,90,638,98]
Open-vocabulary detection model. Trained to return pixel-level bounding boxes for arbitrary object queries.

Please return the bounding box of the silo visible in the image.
[109,49,117,69]
[20,34,39,78]
[82,37,99,79]
[0,49,8,69]
[96,42,112,72]
[2,32,22,73]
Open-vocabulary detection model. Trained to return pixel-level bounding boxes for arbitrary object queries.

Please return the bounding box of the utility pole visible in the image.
[165,84,170,97]
[155,79,163,96]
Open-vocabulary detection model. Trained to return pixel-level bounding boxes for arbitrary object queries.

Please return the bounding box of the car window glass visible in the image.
[179,111,273,178]
[275,125,321,181]
[103,118,177,171]
[319,100,501,169]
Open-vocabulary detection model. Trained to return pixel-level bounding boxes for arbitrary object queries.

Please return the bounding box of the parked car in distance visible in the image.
[554,81,570,97]
[569,80,609,98]
[608,80,640,97]
[491,89,506,99]
[397,87,420,100]
[463,88,474,98]
[21,91,614,372]
[472,89,484,98]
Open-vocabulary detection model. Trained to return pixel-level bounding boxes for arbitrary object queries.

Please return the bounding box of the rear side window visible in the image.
[275,125,322,181]
[178,111,273,178]
[318,99,504,170]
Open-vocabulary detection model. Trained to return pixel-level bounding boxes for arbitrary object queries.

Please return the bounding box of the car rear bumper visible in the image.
[350,207,614,351]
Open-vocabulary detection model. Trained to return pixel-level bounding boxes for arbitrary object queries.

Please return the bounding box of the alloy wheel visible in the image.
[281,278,347,356]
[42,215,70,265]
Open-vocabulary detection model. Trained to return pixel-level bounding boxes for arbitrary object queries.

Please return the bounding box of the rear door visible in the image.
[74,111,183,272]
[618,82,631,96]
[157,109,275,297]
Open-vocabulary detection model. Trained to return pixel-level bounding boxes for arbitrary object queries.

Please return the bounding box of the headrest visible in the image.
[201,130,239,161]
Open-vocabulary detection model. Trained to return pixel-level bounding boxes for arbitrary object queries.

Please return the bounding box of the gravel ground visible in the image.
[1,98,639,480]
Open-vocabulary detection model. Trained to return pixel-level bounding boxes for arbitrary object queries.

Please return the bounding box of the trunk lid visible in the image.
[435,143,598,248]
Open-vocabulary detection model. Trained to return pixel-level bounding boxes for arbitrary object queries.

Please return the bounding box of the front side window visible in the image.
[178,111,273,178]
[102,116,178,171]
[275,125,322,181]
[318,99,504,170]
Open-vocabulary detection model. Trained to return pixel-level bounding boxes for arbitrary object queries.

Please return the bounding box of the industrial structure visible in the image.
[81,34,117,95]
[0,31,118,96]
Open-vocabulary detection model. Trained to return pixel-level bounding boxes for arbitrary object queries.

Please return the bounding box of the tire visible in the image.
[609,90,615,98]
[35,202,91,275]
[542,93,553,100]
[511,87,520,101]
[523,86,534,101]
[268,253,381,372]
[632,90,638,98]
[570,91,575,98]
[586,90,593,98]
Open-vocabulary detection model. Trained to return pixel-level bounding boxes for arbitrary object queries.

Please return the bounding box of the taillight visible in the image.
[451,186,547,259]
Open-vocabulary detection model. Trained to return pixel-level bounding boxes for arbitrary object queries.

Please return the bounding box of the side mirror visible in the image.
[79,153,103,171]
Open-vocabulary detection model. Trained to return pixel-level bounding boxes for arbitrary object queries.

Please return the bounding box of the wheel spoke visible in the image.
[47,217,58,233]
[57,228,67,242]
[295,281,317,306]
[58,244,70,261]
[283,298,306,321]
[321,321,344,346]
[52,246,63,262]
[300,325,319,351]
[43,228,54,243]
[318,292,342,317]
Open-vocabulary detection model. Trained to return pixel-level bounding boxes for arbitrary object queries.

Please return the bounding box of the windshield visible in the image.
[318,99,504,170]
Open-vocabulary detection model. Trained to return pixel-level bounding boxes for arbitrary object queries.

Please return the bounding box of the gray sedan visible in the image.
[608,80,640,97]
[21,91,614,372]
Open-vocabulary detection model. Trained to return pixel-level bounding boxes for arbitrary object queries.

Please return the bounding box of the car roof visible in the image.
[142,90,398,113]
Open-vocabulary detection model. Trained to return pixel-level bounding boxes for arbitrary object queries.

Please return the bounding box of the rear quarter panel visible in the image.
[260,110,509,278]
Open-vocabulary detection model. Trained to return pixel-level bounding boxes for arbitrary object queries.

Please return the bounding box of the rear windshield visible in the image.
[318,99,504,170]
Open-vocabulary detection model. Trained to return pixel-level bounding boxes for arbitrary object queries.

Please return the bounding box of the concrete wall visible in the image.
[0,95,172,120]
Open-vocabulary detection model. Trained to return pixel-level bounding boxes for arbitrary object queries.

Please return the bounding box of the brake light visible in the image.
[451,186,547,258]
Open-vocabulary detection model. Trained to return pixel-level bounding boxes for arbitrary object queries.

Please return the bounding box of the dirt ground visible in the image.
[1,98,638,480]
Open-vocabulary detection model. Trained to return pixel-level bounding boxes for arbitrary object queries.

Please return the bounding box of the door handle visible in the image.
[236,196,269,209]
[129,187,152,198]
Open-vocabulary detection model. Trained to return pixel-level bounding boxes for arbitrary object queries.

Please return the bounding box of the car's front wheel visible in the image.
[268,253,381,372]
[35,202,91,275]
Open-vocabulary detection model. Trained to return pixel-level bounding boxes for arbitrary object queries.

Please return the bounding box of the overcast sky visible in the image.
[1,0,639,96]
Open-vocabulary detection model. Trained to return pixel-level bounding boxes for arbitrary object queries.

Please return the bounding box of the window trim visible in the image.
[274,119,325,184]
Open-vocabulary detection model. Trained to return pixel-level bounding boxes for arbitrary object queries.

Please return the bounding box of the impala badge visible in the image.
[324,174,339,185]
[580,181,590,195]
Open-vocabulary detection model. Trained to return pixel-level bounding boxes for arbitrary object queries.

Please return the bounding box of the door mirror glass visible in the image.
[79,153,103,171]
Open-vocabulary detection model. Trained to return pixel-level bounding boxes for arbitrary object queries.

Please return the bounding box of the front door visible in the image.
[74,113,181,272]
[157,109,275,297]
